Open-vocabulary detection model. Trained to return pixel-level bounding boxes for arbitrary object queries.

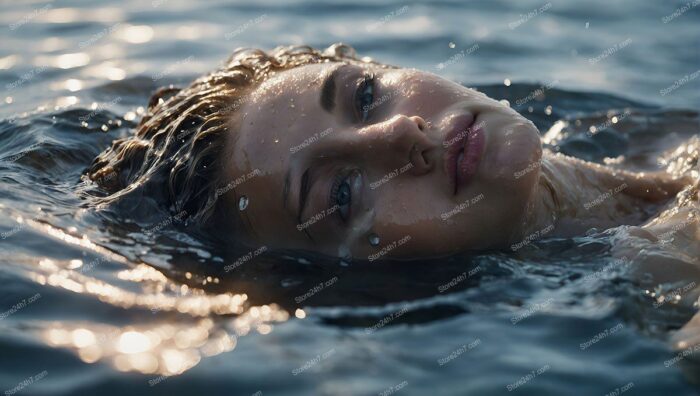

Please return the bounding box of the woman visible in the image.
[87,43,698,265]
[87,43,700,351]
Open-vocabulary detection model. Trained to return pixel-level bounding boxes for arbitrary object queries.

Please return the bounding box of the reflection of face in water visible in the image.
[223,62,542,259]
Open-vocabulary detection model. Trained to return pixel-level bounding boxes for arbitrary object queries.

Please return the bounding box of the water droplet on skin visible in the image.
[238,196,249,211]
[448,42,456,48]
[368,233,380,246]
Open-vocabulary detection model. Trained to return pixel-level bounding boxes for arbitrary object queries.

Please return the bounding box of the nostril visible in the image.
[409,116,427,132]
[410,144,433,173]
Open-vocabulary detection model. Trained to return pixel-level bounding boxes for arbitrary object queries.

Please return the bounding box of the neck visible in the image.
[517,152,679,242]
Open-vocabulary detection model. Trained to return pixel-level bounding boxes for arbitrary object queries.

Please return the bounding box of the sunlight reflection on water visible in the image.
[13,221,292,376]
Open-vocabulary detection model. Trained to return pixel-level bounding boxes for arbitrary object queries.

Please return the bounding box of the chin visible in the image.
[471,118,542,242]
[480,111,542,185]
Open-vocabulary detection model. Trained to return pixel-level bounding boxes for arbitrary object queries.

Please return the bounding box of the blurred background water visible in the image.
[0,0,699,395]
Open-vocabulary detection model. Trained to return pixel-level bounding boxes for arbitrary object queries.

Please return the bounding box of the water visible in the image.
[1,0,699,395]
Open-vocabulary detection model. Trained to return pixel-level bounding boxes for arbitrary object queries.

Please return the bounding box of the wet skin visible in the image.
[223,62,542,259]
[220,63,700,353]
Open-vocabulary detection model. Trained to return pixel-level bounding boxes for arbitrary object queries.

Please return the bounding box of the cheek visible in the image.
[366,176,534,254]
[360,183,480,257]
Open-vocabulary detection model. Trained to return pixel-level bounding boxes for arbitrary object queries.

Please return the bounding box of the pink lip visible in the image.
[442,113,485,194]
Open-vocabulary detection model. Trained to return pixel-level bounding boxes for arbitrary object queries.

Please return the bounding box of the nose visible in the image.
[353,115,437,175]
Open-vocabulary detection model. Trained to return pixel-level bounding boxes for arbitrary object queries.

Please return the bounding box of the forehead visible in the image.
[227,63,336,173]
[247,62,331,106]
[227,63,329,163]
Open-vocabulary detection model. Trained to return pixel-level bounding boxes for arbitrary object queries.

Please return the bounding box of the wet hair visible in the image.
[87,43,387,227]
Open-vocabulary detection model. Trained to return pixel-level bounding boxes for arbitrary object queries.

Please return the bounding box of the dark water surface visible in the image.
[1,1,699,395]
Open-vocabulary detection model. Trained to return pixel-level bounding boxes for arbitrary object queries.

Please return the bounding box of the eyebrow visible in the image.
[282,167,315,242]
[320,64,346,113]
[298,168,311,224]
[298,168,317,241]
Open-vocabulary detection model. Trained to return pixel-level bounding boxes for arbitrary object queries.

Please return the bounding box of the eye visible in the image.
[330,175,352,221]
[354,73,375,123]
[330,170,361,222]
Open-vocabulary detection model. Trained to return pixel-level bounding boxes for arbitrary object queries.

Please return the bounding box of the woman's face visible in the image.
[223,62,542,259]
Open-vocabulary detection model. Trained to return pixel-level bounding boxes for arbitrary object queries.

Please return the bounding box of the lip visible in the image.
[442,113,485,194]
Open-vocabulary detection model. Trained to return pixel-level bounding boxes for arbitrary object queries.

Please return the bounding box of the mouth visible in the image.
[442,113,485,195]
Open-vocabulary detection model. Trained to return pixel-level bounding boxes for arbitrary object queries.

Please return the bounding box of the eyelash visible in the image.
[328,173,352,222]
[354,73,376,123]
[329,170,357,223]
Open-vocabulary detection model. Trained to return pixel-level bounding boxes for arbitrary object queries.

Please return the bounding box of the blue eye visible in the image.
[355,73,375,123]
[330,174,352,221]
[330,169,362,223]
